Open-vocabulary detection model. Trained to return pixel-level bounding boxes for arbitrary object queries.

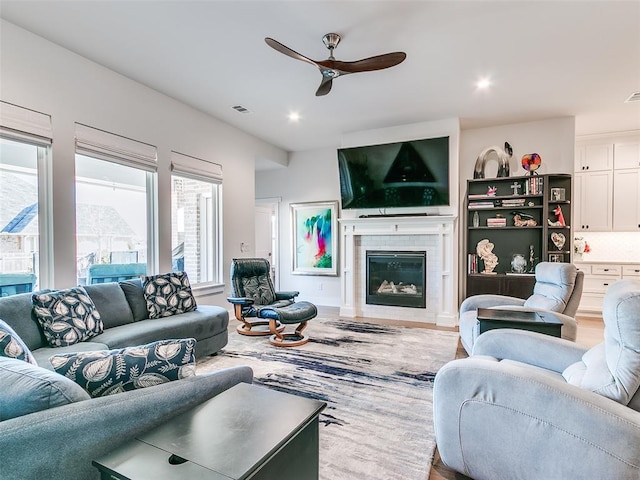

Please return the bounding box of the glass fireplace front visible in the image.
[366,251,426,308]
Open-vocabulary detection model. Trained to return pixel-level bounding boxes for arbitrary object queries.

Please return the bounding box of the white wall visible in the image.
[0,20,287,307]
[256,148,342,306]
[257,117,576,307]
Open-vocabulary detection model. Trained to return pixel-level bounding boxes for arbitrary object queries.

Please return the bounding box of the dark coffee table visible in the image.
[93,383,326,480]
[477,308,563,337]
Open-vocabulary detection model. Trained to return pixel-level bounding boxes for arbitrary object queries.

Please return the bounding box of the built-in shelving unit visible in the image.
[465,173,572,299]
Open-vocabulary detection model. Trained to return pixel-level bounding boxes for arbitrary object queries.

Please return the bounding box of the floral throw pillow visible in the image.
[241,274,275,305]
[32,286,103,347]
[0,319,37,365]
[49,338,197,398]
[141,272,197,319]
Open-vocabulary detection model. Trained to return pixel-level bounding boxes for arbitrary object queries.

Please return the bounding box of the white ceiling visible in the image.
[1,1,639,168]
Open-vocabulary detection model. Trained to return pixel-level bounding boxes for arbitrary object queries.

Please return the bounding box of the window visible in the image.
[74,124,157,285]
[171,152,222,286]
[0,102,52,296]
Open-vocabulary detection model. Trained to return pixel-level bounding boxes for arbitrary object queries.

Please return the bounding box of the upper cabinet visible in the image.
[574,170,613,231]
[575,132,640,232]
[614,142,640,170]
[575,144,613,171]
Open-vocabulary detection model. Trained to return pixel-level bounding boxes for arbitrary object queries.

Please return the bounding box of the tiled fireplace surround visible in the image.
[339,215,458,327]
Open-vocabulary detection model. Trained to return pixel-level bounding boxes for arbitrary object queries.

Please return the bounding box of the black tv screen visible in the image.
[337,136,450,210]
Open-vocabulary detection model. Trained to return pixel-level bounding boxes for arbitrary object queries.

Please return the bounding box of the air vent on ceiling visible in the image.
[231,105,252,113]
[625,92,640,103]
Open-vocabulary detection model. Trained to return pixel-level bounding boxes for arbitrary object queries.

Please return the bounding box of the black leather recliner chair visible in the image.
[227,258,317,347]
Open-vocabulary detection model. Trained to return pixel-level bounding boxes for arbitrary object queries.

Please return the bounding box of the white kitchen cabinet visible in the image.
[574,144,613,172]
[576,262,640,315]
[574,170,613,231]
[614,142,640,169]
[575,133,640,232]
[575,262,636,315]
[613,168,640,231]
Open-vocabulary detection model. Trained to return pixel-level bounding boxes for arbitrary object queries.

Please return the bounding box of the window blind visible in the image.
[171,151,223,184]
[75,123,157,172]
[0,101,52,146]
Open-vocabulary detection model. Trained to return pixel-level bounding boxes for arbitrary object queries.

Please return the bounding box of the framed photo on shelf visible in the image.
[548,253,564,263]
[550,188,566,202]
[290,200,339,276]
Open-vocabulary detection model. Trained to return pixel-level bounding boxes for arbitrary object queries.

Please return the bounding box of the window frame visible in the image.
[0,102,54,291]
[170,151,223,293]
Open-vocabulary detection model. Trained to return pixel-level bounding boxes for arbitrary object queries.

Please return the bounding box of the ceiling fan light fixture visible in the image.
[322,33,341,50]
[264,33,406,96]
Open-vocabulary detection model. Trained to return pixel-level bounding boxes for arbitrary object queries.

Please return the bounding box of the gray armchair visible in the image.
[459,262,584,354]
[434,279,640,480]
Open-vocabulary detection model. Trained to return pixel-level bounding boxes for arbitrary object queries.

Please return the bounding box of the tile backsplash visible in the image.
[574,232,640,263]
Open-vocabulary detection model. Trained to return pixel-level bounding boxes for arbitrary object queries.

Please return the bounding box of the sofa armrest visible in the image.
[459,294,525,314]
[0,366,253,480]
[275,291,299,300]
[472,329,588,372]
[226,297,254,306]
[434,358,640,480]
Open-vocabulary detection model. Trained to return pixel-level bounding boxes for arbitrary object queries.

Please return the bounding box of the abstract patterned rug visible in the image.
[197,316,459,480]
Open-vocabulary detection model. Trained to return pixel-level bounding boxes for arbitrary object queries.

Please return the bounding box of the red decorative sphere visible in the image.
[521,153,542,172]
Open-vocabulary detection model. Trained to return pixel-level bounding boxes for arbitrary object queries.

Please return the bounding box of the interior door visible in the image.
[254,204,275,281]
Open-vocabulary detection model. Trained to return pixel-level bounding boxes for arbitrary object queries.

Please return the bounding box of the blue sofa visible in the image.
[0,278,250,480]
[0,278,229,368]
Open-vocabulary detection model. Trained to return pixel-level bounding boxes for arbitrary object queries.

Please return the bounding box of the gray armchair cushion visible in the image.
[563,280,640,408]
[0,357,90,420]
[524,262,577,312]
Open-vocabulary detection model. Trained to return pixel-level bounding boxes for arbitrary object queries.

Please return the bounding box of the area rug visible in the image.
[197,316,459,480]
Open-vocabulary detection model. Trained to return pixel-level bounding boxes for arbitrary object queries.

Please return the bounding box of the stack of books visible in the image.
[469,201,496,209]
[500,198,526,207]
[468,253,478,274]
[486,217,507,227]
[524,176,544,195]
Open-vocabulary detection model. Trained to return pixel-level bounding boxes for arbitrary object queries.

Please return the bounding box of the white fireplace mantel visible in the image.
[339,215,458,327]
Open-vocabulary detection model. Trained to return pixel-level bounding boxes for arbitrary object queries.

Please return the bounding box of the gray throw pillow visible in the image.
[32,286,103,347]
[0,318,37,365]
[50,338,197,398]
[0,356,90,421]
[141,272,197,318]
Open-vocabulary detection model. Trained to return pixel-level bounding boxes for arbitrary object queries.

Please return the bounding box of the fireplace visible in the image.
[366,251,426,308]
[338,215,457,326]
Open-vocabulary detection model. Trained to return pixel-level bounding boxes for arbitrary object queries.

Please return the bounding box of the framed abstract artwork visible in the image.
[290,200,338,276]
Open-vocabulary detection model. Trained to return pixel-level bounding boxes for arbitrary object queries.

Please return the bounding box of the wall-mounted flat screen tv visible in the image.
[337,136,450,210]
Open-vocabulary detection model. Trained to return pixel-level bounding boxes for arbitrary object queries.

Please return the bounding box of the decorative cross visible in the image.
[510,182,522,195]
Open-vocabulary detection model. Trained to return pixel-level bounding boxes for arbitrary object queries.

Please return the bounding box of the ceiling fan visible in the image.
[265,33,407,96]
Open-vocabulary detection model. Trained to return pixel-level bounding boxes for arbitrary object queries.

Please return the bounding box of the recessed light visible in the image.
[476,78,491,90]
[288,111,301,122]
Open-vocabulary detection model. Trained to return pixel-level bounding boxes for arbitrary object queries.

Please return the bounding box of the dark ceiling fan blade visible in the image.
[315,76,333,96]
[327,52,407,74]
[264,37,319,67]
